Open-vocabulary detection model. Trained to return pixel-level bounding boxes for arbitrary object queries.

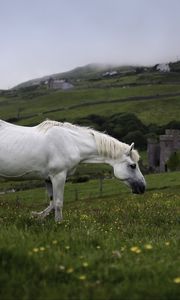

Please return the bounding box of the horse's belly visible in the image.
[0,170,45,180]
[0,154,47,180]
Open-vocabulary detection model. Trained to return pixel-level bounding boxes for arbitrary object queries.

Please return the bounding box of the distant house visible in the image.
[102,70,118,77]
[47,78,74,90]
[156,63,170,72]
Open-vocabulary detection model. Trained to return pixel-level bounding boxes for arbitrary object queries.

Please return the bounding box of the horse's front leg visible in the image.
[51,171,66,222]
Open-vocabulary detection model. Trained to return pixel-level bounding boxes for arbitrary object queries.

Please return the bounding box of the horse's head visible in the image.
[112,143,146,194]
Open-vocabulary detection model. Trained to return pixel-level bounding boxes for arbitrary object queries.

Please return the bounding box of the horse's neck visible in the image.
[75,130,112,165]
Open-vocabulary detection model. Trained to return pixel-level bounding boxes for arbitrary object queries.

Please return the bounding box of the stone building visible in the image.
[147,129,180,172]
[47,78,74,90]
[147,138,160,171]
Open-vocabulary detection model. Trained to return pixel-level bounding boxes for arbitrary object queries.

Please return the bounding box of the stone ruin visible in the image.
[147,129,180,172]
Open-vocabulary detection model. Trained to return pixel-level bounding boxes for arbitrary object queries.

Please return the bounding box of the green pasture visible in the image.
[0,78,180,126]
[39,96,180,126]
[0,172,179,300]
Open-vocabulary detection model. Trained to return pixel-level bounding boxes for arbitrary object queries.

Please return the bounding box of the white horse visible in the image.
[0,119,146,221]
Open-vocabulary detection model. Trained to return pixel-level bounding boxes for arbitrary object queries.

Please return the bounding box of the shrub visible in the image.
[123,130,147,149]
[71,175,90,183]
[167,152,180,171]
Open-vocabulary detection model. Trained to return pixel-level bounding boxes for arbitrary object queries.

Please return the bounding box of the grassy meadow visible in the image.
[0,172,179,300]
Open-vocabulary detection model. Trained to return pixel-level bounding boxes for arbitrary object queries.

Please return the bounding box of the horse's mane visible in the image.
[92,131,139,161]
[36,120,140,161]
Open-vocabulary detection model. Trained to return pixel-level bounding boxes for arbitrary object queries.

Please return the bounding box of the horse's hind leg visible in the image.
[31,180,54,218]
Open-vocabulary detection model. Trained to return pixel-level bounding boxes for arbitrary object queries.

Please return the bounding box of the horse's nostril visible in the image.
[140,185,145,193]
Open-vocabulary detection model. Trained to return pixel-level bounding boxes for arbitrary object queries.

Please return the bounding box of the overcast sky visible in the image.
[1,0,180,89]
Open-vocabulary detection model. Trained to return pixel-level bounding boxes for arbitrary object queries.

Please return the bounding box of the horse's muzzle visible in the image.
[131,181,146,194]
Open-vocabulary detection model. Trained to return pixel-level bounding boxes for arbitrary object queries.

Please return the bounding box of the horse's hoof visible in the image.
[55,217,63,223]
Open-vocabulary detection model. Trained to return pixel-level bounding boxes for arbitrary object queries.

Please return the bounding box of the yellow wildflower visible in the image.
[52,240,58,245]
[80,214,89,220]
[65,246,70,250]
[39,247,45,251]
[66,268,74,274]
[32,247,39,253]
[130,246,141,253]
[82,262,89,267]
[165,242,170,246]
[79,275,86,280]
[144,244,153,250]
[173,277,180,284]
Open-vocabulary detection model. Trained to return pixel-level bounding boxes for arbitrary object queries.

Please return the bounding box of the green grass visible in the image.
[0,172,179,300]
[9,94,180,127]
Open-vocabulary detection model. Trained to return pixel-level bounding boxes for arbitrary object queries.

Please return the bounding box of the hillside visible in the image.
[12,63,137,89]
[0,61,180,128]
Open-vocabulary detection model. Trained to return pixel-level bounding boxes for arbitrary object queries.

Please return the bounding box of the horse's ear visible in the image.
[129,143,134,154]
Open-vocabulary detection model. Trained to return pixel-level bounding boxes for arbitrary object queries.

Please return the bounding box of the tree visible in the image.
[123,130,147,149]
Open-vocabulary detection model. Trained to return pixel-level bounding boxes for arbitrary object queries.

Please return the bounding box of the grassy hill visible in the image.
[12,63,137,89]
[0,63,180,127]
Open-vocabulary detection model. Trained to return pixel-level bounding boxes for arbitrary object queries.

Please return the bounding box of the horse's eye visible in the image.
[130,163,136,169]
